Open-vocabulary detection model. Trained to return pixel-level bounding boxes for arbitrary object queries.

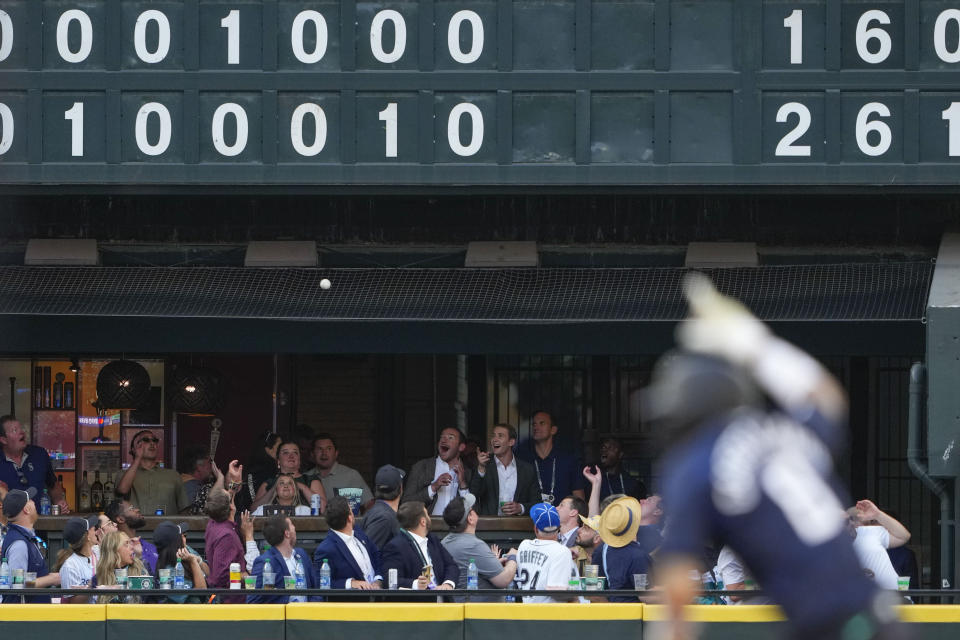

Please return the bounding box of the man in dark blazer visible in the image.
[469,423,541,516]
[247,515,319,603]
[402,427,473,516]
[312,496,383,589]
[381,500,459,590]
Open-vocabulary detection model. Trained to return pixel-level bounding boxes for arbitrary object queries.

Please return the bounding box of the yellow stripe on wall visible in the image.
[286,603,464,622]
[106,604,286,621]
[643,604,787,622]
[465,603,643,621]
[0,604,106,622]
[898,606,960,623]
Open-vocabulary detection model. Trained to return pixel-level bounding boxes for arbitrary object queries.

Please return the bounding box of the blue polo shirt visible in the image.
[0,445,56,508]
[516,443,583,506]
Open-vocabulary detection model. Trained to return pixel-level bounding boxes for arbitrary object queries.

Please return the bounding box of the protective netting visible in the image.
[0,263,932,322]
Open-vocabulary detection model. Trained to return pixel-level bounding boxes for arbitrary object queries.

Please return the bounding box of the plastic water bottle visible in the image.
[295,559,306,590]
[173,558,185,589]
[467,558,478,590]
[310,494,322,516]
[504,579,516,602]
[263,561,276,589]
[319,559,331,589]
[39,490,52,516]
[0,557,10,589]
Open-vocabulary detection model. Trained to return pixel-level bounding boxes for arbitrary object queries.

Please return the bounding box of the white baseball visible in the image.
[320,278,331,290]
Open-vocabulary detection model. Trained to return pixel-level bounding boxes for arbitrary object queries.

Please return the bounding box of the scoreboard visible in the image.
[3,0,960,186]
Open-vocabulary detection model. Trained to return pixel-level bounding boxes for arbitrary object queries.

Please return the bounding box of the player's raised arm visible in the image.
[678,272,847,431]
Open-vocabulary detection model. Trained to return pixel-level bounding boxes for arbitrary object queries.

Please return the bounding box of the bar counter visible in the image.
[34,515,535,561]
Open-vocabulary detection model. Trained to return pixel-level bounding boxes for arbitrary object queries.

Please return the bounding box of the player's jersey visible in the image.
[660,407,877,630]
[515,538,577,603]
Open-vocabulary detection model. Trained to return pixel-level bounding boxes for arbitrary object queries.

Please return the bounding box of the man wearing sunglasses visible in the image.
[116,429,189,515]
[0,415,65,513]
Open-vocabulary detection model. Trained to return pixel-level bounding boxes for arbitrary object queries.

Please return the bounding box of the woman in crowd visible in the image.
[251,473,312,516]
[153,521,207,603]
[237,431,283,512]
[251,440,325,512]
[95,530,147,603]
[55,515,99,603]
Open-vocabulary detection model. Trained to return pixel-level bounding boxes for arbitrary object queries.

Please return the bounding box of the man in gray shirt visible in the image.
[309,433,374,512]
[440,493,518,601]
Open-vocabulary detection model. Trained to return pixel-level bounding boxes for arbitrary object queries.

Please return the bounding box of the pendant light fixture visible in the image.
[95,359,151,410]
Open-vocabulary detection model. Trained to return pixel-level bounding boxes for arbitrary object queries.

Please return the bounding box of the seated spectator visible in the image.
[441,494,519,600]
[92,513,118,568]
[848,499,910,591]
[252,474,311,516]
[204,486,253,603]
[248,515,318,603]
[592,496,649,603]
[105,499,158,574]
[470,424,540,516]
[116,429,189,516]
[252,441,325,513]
[362,465,405,550]
[309,433,373,512]
[593,438,646,503]
[381,501,458,590]
[153,521,207,603]
[180,445,214,512]
[636,494,664,558]
[515,502,577,603]
[55,515,100,603]
[403,427,473,516]
[556,495,587,548]
[237,431,282,514]
[95,531,146,603]
[715,545,772,605]
[312,496,383,590]
[2,487,60,603]
[573,514,602,577]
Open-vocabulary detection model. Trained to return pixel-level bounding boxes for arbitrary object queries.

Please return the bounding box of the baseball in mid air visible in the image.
[320,278,331,290]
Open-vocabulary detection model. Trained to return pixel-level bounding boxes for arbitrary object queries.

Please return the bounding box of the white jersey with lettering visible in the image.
[515,537,576,603]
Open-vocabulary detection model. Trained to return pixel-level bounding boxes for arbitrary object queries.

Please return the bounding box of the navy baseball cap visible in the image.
[2,487,36,518]
[530,502,560,532]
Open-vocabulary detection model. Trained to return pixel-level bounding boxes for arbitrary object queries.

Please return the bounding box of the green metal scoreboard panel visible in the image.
[3,0,960,186]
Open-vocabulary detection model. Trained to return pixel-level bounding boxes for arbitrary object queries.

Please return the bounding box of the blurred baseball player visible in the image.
[651,274,904,640]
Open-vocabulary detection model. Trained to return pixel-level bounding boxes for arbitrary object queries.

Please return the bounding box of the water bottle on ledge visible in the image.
[40,490,52,516]
[319,559,331,589]
[173,558,185,589]
[467,558,478,590]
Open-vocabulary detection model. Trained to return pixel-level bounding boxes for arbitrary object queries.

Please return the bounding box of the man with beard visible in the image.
[381,501,458,590]
[594,438,646,502]
[105,499,158,574]
[116,429,189,515]
[309,433,373,512]
[180,445,214,505]
[403,427,473,516]
[470,424,540,516]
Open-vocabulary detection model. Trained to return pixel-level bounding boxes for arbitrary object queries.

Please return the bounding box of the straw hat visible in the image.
[596,496,642,548]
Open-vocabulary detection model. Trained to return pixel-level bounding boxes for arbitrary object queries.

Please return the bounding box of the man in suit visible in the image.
[402,427,473,516]
[312,496,383,589]
[247,515,318,603]
[381,500,458,590]
[470,423,540,516]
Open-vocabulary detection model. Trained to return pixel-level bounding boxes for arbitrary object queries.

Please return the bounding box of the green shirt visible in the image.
[129,465,189,515]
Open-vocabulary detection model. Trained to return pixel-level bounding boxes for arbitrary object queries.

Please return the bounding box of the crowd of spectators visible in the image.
[0,409,919,605]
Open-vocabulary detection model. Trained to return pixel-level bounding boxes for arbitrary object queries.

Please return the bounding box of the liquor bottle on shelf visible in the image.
[103,472,115,500]
[64,382,74,409]
[91,471,103,512]
[53,373,64,408]
[33,367,42,408]
[42,366,51,408]
[79,471,91,512]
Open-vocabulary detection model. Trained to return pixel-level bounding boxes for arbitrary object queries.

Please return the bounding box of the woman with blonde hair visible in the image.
[95,530,146,603]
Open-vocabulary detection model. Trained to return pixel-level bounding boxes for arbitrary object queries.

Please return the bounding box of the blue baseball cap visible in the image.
[530,502,561,532]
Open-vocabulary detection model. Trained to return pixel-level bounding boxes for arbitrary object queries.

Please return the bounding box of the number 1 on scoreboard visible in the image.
[379,103,398,158]
[783,9,802,64]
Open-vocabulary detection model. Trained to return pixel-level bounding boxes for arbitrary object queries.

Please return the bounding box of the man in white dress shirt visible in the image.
[312,496,382,589]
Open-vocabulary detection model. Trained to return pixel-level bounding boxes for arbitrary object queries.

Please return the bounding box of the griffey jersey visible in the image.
[515,538,576,603]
